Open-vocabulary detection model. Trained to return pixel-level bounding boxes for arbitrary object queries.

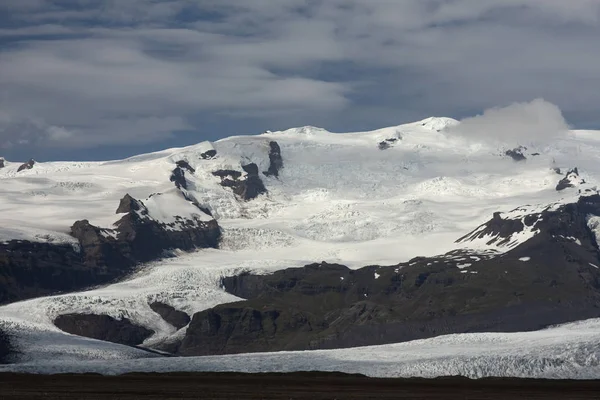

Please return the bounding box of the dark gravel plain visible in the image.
[1,371,600,399]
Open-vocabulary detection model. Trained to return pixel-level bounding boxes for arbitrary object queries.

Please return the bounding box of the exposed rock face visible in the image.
[505,147,526,161]
[176,195,600,356]
[240,164,268,200]
[170,167,187,189]
[0,328,14,364]
[212,164,267,201]
[212,170,242,180]
[0,158,4,169]
[54,314,153,346]
[72,194,221,267]
[201,149,217,160]
[0,193,221,304]
[556,168,584,191]
[264,141,283,177]
[70,220,131,268]
[116,194,142,214]
[150,302,191,330]
[0,240,94,304]
[170,160,195,190]
[176,160,195,174]
[17,159,35,172]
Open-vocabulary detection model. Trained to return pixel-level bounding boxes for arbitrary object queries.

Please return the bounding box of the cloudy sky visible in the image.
[1,0,600,161]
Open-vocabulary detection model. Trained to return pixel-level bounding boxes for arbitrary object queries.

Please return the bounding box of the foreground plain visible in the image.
[2,372,600,399]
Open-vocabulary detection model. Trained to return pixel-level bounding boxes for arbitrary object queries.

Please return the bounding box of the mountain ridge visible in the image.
[1,116,600,369]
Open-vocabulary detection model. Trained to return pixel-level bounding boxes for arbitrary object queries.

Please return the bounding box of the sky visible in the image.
[1,0,600,161]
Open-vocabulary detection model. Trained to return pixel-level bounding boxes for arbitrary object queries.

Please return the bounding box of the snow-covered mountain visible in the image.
[2,117,600,378]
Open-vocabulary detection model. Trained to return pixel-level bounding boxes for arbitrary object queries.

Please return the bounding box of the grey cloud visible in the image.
[0,0,599,153]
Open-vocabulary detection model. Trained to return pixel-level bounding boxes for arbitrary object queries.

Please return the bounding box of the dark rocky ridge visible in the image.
[0,193,221,305]
[169,195,600,356]
[149,302,191,329]
[54,314,153,346]
[0,158,4,169]
[17,159,35,172]
[457,194,600,250]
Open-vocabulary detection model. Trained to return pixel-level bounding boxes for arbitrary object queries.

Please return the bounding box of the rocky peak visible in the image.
[17,159,35,172]
[0,158,5,169]
[116,194,143,214]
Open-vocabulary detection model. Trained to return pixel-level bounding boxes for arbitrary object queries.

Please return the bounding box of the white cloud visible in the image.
[449,99,569,146]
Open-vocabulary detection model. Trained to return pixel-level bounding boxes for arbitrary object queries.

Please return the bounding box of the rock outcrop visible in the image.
[72,194,221,267]
[170,167,187,190]
[378,138,399,150]
[213,164,267,201]
[176,160,195,174]
[170,160,196,190]
[264,141,283,177]
[556,168,584,191]
[505,147,526,162]
[0,158,4,169]
[17,159,35,172]
[150,302,191,330]
[201,149,217,160]
[54,314,153,346]
[378,141,390,150]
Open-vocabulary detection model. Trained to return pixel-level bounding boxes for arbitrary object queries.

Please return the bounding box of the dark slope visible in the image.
[3,373,600,400]
[171,194,600,355]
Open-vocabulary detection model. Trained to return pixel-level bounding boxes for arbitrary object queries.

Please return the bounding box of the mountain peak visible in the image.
[416,117,459,131]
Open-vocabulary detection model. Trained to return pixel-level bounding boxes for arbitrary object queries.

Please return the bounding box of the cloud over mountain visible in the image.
[0,1,599,158]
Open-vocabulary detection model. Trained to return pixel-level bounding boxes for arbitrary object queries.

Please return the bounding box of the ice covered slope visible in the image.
[2,117,600,365]
[0,116,592,258]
